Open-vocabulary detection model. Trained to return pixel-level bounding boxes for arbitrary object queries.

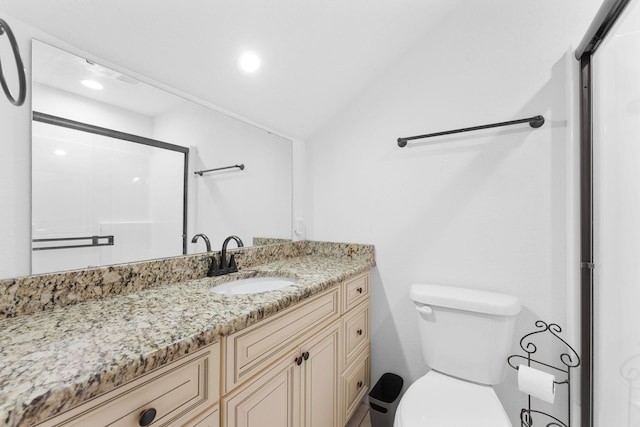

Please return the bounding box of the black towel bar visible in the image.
[397,115,545,147]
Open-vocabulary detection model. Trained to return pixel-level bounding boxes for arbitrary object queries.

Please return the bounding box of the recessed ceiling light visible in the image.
[54,149,66,156]
[81,79,104,90]
[238,51,261,73]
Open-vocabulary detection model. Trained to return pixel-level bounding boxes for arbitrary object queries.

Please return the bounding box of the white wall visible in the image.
[306,1,599,424]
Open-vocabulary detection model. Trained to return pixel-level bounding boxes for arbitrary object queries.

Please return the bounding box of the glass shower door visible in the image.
[592,1,640,425]
[32,120,186,274]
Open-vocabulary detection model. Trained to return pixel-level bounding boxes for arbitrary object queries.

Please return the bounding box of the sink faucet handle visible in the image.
[228,254,238,271]
[207,256,220,277]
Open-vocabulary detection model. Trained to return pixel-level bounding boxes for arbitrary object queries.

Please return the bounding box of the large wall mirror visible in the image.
[31,40,292,275]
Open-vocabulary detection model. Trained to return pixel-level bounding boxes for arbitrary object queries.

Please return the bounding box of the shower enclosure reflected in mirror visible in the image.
[31,114,188,274]
[31,40,292,275]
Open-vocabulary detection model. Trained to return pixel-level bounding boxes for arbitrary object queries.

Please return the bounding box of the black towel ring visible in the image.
[0,18,26,106]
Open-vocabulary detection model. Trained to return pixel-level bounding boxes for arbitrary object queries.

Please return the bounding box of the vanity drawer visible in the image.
[38,342,220,427]
[343,301,369,369]
[224,287,340,393]
[342,272,369,313]
[342,347,370,424]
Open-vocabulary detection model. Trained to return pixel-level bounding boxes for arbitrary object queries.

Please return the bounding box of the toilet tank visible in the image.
[410,284,521,385]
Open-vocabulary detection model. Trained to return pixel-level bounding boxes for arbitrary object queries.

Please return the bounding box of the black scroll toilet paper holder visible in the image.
[507,320,581,427]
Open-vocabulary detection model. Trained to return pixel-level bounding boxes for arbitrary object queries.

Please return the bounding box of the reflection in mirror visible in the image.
[31,114,188,274]
[31,40,292,276]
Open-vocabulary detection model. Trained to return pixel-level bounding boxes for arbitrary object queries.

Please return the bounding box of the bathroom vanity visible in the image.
[222,271,370,427]
[0,241,374,427]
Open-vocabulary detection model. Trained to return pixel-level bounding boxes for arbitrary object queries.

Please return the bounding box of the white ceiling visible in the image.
[4,0,460,139]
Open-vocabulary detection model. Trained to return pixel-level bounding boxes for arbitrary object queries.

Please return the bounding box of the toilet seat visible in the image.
[394,370,512,427]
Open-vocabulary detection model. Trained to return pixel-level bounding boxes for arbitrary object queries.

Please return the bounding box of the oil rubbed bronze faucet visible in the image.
[208,235,244,276]
[191,233,212,252]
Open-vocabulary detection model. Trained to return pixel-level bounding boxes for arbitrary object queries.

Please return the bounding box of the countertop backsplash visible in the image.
[0,240,374,319]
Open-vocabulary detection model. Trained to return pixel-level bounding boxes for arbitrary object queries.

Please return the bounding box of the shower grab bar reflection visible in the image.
[32,235,115,251]
[397,115,545,147]
[194,164,245,176]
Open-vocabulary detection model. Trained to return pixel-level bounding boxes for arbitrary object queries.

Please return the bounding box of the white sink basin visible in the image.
[210,276,296,295]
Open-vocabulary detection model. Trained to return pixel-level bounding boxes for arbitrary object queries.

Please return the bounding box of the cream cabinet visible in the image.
[37,342,220,427]
[302,323,341,427]
[222,272,370,427]
[339,273,370,425]
[222,321,340,427]
[342,272,369,313]
[223,287,341,395]
[222,348,299,427]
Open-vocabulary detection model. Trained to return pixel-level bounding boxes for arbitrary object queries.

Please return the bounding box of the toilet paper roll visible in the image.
[518,364,556,404]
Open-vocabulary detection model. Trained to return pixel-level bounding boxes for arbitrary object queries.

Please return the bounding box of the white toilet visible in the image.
[394,283,521,426]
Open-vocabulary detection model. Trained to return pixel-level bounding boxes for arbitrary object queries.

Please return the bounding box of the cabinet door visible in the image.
[223,350,301,427]
[224,287,340,394]
[341,348,370,424]
[302,322,340,427]
[342,301,369,370]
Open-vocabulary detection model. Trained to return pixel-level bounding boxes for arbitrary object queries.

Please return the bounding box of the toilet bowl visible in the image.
[394,283,520,427]
[394,371,511,426]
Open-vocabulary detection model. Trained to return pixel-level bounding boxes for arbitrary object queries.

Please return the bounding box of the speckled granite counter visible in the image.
[0,242,375,427]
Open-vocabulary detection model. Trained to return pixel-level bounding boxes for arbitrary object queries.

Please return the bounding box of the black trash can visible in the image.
[368,373,403,427]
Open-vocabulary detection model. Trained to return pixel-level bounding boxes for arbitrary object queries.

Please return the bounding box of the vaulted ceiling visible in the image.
[4,0,461,139]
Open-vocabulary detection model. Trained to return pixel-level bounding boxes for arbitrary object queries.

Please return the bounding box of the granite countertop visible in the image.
[0,254,374,427]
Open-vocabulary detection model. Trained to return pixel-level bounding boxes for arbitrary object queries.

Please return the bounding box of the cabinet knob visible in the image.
[295,356,303,366]
[357,287,363,294]
[139,408,157,426]
[303,351,310,360]
[357,381,363,389]
[357,329,363,336]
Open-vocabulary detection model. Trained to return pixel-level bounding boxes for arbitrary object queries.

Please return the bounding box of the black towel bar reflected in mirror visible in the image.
[194,164,245,176]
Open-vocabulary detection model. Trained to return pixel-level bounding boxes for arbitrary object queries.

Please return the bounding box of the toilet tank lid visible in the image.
[410,284,521,316]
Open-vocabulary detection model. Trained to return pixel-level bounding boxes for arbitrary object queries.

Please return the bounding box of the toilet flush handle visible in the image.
[415,304,433,315]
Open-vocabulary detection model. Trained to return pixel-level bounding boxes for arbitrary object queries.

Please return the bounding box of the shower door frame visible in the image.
[32,111,190,255]
[575,0,633,426]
